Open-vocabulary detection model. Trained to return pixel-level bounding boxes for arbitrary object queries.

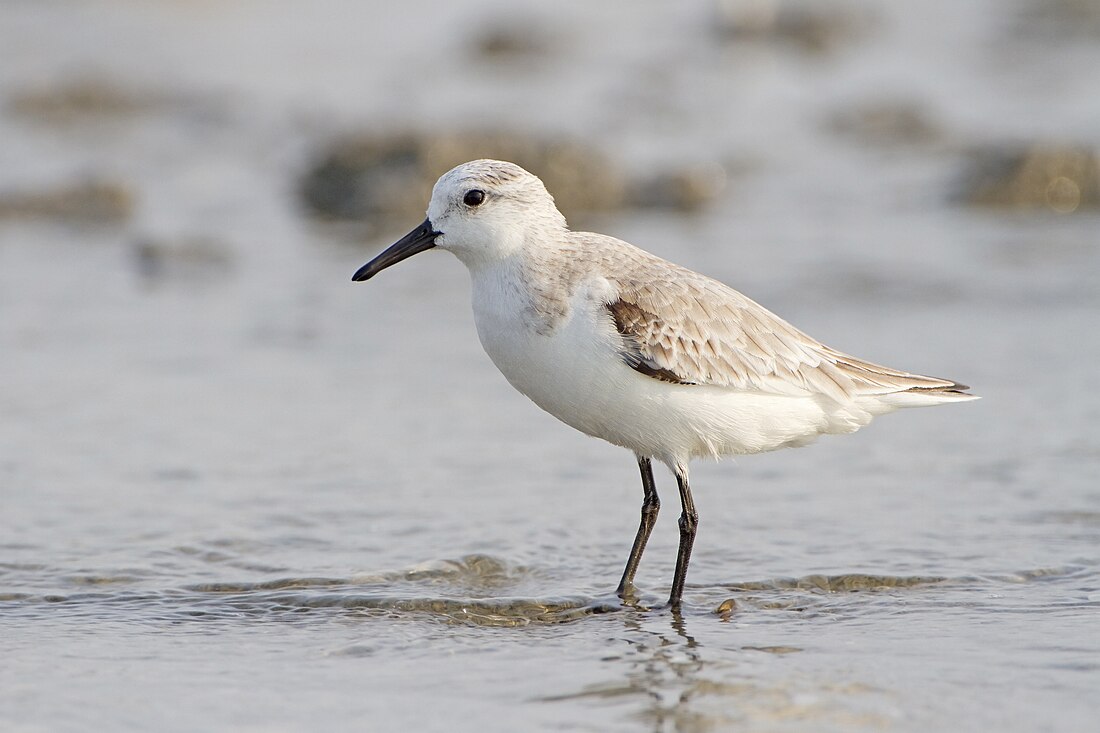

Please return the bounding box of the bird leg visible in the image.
[616,456,660,599]
[668,466,698,611]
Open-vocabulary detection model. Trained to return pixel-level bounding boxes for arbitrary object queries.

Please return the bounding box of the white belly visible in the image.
[469,273,870,467]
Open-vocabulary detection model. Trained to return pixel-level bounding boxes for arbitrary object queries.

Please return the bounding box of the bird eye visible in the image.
[463,189,485,207]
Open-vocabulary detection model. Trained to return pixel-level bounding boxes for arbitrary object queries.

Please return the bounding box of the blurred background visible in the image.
[2,1,1098,732]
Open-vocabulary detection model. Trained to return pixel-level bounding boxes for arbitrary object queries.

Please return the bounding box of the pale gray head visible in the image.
[352,159,566,281]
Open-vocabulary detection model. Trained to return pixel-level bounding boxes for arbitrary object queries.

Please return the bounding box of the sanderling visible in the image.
[353,159,977,611]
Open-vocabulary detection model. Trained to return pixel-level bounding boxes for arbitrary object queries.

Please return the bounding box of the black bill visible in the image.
[352,218,439,282]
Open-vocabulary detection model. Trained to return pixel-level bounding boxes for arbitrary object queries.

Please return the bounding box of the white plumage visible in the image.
[354,159,977,610]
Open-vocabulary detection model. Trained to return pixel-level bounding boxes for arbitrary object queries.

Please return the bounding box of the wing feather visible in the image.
[595,240,969,401]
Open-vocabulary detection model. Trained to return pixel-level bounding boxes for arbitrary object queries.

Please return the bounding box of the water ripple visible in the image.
[1,559,1093,628]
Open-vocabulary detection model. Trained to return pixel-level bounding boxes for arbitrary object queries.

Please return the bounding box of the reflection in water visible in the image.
[535,569,1090,731]
[536,609,892,732]
[4,551,1094,729]
[537,612,711,731]
[540,609,899,732]
[628,614,712,732]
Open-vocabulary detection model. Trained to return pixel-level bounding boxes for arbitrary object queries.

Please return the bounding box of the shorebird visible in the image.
[353,159,976,610]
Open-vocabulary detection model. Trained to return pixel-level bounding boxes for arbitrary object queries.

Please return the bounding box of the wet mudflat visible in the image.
[2,1,1098,731]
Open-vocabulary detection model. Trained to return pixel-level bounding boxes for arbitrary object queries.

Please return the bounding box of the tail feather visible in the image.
[877,385,980,408]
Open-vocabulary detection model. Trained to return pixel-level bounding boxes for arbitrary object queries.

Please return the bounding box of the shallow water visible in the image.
[2,1,1099,731]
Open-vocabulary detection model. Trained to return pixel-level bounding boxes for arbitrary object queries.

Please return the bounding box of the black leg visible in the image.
[668,466,698,611]
[616,456,660,598]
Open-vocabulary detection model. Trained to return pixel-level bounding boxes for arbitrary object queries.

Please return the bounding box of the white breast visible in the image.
[471,267,623,428]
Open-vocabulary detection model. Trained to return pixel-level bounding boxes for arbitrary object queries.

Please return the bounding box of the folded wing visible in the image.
[604,258,970,404]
